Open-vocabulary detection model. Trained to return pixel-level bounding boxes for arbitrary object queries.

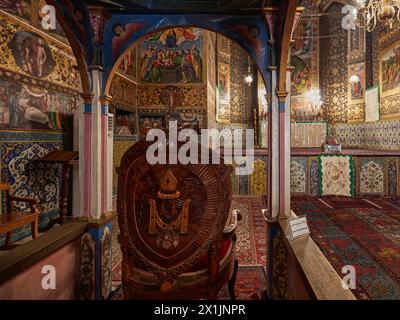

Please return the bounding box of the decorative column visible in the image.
[79,6,115,301]
[264,8,280,218]
[100,94,113,216]
[81,93,94,219]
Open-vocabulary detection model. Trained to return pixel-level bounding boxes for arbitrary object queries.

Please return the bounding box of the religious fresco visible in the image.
[216,62,230,123]
[111,22,147,60]
[102,13,270,94]
[291,20,313,96]
[291,1,318,99]
[0,0,67,40]
[137,85,206,109]
[160,86,182,108]
[139,28,204,84]
[349,62,365,104]
[380,40,400,98]
[290,0,319,120]
[117,47,137,81]
[114,108,136,136]
[110,75,137,108]
[138,112,165,138]
[0,0,29,19]
[10,31,55,78]
[0,16,80,90]
[0,79,76,131]
[138,108,206,138]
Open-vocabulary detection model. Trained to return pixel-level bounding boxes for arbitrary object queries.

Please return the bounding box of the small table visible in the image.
[35,150,79,230]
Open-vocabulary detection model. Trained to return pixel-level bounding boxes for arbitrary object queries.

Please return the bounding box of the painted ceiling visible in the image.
[85,0,266,13]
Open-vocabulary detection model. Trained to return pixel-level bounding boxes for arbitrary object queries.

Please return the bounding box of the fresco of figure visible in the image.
[0,0,24,16]
[112,22,146,59]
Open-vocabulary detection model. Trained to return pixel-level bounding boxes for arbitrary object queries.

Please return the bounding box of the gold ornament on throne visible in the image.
[148,170,190,235]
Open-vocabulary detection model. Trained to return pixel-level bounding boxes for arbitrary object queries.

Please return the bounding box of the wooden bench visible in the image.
[0,184,39,247]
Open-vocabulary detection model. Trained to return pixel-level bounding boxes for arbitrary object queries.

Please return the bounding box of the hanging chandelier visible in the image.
[354,0,400,32]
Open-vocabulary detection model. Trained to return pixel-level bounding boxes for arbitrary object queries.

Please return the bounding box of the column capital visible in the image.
[81,93,94,104]
[99,94,113,106]
[276,90,289,103]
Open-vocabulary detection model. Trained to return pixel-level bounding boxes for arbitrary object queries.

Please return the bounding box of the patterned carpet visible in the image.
[110,196,267,300]
[292,196,400,300]
[231,196,267,266]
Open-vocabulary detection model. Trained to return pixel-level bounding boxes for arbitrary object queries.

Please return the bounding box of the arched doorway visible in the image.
[106,26,269,299]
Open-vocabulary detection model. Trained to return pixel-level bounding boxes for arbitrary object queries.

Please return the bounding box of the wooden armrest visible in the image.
[223,209,240,234]
[10,196,38,205]
[9,196,39,213]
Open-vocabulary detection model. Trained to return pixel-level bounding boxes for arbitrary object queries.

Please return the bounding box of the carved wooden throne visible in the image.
[117,140,240,300]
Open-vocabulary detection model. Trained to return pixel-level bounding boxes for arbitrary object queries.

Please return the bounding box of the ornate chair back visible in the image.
[117,140,233,298]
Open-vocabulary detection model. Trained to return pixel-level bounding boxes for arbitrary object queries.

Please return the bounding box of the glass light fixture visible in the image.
[244,56,253,86]
[355,0,400,32]
[244,74,254,85]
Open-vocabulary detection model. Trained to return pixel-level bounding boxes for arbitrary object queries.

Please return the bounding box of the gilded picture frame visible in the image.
[380,40,400,99]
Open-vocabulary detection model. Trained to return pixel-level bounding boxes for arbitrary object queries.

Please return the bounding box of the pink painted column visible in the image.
[82,94,94,218]
[100,95,112,215]
[278,108,286,216]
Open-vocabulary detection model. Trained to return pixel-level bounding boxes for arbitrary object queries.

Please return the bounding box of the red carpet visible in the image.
[110,196,267,300]
[231,196,267,266]
[292,196,400,300]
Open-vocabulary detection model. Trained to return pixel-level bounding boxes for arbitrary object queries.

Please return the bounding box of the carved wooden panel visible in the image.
[117,140,232,283]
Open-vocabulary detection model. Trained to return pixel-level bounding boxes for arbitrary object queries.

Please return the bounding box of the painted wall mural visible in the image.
[0,6,79,245]
[216,61,230,123]
[137,108,205,138]
[10,31,55,78]
[290,0,319,117]
[380,40,400,98]
[114,108,136,136]
[137,85,206,109]
[117,46,137,82]
[0,0,67,40]
[0,79,76,130]
[0,15,80,90]
[349,62,365,104]
[103,14,270,90]
[110,75,137,108]
[139,28,204,84]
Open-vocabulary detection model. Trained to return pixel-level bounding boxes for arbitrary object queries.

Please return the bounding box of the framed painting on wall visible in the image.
[348,62,365,105]
[380,40,400,98]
